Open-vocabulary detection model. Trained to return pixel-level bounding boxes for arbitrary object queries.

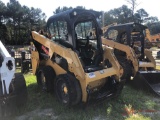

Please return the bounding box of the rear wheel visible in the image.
[36,66,56,92]
[117,57,132,81]
[54,74,81,106]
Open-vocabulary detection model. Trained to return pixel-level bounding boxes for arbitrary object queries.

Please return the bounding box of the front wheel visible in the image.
[0,73,27,117]
[54,74,81,106]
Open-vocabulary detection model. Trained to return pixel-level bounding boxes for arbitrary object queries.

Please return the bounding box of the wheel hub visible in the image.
[62,83,68,95]
[63,86,68,94]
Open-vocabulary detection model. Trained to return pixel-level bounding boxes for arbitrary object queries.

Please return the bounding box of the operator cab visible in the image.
[46,9,103,72]
[103,22,147,59]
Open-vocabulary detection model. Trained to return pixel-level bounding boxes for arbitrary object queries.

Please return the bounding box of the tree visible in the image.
[104,5,132,25]
[147,22,160,35]
[136,9,148,19]
[126,0,139,18]
[0,1,7,14]
[53,6,73,14]
[0,1,8,44]
[104,3,159,26]
[6,0,23,44]
[134,8,159,24]
[135,8,148,22]
[53,6,85,14]
[4,0,46,45]
[0,23,9,44]
[145,16,158,24]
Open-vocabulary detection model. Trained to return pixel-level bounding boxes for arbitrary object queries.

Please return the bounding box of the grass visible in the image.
[10,72,160,120]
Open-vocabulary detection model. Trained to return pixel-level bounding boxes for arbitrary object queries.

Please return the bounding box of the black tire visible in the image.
[12,73,28,107]
[112,80,125,99]
[1,73,27,117]
[54,74,81,106]
[117,57,132,80]
[36,66,56,92]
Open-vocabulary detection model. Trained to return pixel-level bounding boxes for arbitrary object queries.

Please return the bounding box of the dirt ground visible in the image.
[15,108,58,120]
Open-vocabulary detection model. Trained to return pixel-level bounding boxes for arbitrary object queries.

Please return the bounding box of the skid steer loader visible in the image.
[102,22,160,96]
[0,41,27,116]
[31,8,125,106]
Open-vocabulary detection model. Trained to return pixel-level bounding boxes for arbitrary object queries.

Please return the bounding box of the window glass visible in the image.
[75,21,97,40]
[108,29,118,41]
[49,20,68,41]
[75,20,98,49]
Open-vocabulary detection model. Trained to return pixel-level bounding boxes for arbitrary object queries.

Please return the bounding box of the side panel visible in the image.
[144,49,156,68]
[102,37,139,76]
[103,47,123,81]
[31,51,39,75]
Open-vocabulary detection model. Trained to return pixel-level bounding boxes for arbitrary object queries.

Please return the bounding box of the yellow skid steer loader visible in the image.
[31,9,125,106]
[102,22,160,96]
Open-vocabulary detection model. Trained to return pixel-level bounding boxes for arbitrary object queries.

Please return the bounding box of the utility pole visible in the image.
[102,11,104,27]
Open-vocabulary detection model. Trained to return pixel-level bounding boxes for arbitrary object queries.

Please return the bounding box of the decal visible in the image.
[41,45,49,54]
[88,72,95,78]
[99,70,104,74]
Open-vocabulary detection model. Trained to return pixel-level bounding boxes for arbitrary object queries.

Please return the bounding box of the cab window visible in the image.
[49,20,68,41]
[107,29,118,41]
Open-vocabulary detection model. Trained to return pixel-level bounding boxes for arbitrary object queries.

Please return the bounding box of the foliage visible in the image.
[0,0,7,16]
[104,5,132,25]
[0,0,46,45]
[0,0,160,45]
[126,0,139,15]
[53,6,85,14]
[103,2,159,26]
[146,22,160,35]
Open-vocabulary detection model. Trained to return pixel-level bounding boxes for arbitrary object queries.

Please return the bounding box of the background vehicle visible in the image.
[102,22,160,96]
[0,40,27,116]
[31,8,124,106]
[145,28,160,48]
[145,28,160,42]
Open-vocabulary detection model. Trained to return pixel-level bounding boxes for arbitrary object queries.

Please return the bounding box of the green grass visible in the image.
[11,73,160,120]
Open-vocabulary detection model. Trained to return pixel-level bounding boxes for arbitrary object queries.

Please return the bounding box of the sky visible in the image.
[2,0,160,21]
